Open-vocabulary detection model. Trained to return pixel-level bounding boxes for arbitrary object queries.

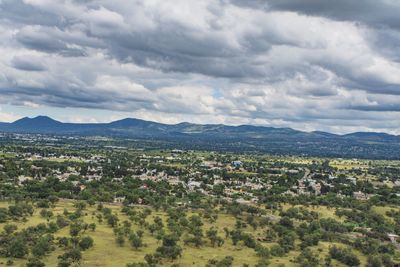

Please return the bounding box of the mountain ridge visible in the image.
[1,116,399,159]
[2,115,397,138]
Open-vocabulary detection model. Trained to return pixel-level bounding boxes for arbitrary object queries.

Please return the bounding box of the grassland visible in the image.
[0,200,378,266]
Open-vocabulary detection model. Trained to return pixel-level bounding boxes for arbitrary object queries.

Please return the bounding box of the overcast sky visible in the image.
[1,0,400,134]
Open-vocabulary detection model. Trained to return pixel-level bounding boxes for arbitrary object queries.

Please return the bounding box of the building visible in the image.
[114,196,126,204]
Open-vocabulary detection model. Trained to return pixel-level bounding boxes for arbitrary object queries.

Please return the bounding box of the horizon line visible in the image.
[0,115,398,137]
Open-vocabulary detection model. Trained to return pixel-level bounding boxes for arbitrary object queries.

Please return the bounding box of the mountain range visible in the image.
[0,116,399,159]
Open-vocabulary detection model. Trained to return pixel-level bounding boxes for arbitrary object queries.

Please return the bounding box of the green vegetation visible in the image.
[0,134,399,266]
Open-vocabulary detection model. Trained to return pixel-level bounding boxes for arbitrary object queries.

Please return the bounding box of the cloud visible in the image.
[0,0,399,134]
[263,0,400,30]
[11,55,47,71]
[0,106,19,122]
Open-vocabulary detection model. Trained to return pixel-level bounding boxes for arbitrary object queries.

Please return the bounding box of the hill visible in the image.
[0,116,399,159]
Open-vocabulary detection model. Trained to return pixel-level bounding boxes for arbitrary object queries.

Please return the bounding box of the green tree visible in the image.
[7,236,28,258]
[26,257,45,267]
[156,235,182,260]
[79,236,94,250]
[206,227,224,247]
[130,233,143,250]
[32,235,53,258]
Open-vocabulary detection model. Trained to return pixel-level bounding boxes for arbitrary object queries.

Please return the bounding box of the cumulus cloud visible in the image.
[263,0,400,30]
[0,0,399,134]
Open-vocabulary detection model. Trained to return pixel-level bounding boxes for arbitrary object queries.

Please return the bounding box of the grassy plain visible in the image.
[0,200,377,267]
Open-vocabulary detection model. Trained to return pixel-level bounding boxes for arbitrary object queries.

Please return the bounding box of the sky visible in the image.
[0,0,400,134]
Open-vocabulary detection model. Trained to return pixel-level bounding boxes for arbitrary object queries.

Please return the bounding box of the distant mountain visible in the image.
[343,132,398,141]
[12,116,63,129]
[0,116,399,159]
[311,131,339,138]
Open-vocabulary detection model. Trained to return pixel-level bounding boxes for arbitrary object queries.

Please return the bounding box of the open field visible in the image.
[0,200,381,267]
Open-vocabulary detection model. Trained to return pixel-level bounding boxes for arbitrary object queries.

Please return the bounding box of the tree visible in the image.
[58,259,71,267]
[130,233,143,250]
[184,227,204,247]
[366,255,383,267]
[230,229,242,246]
[295,248,319,267]
[73,201,86,211]
[254,260,270,267]
[88,223,96,231]
[206,256,234,267]
[206,227,224,247]
[324,256,332,267]
[329,246,360,266]
[116,233,125,246]
[278,231,296,252]
[136,230,144,238]
[69,222,84,237]
[32,235,53,258]
[56,216,69,228]
[7,236,28,258]
[144,254,161,267]
[107,214,119,227]
[40,209,53,219]
[0,208,8,223]
[156,235,182,260]
[79,236,94,250]
[26,257,45,267]
[57,237,69,248]
[255,244,270,259]
[126,263,149,267]
[264,229,276,242]
[58,248,82,266]
[3,224,17,235]
[242,233,256,248]
[270,245,285,257]
[223,227,230,239]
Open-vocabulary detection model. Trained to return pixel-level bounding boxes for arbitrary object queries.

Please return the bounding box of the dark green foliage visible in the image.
[156,235,182,260]
[329,245,360,266]
[26,257,45,267]
[129,233,143,250]
[6,236,28,258]
[206,256,234,267]
[32,235,54,258]
[79,236,94,250]
[295,248,319,267]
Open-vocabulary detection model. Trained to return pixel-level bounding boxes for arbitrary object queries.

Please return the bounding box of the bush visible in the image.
[79,236,94,250]
[6,236,28,258]
[329,246,360,266]
[270,245,285,257]
[26,257,45,267]
[366,255,383,267]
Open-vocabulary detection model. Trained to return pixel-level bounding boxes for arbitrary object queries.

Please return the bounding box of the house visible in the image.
[167,176,181,186]
[17,175,31,186]
[232,161,243,167]
[283,190,297,196]
[114,196,126,204]
[311,183,322,195]
[236,198,251,205]
[353,191,373,200]
[347,177,357,185]
[188,181,202,191]
[387,234,400,249]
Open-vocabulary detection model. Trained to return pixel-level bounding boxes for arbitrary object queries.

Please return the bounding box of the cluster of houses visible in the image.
[2,150,400,204]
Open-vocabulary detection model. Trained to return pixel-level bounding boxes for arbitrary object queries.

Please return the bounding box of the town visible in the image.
[0,133,399,266]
